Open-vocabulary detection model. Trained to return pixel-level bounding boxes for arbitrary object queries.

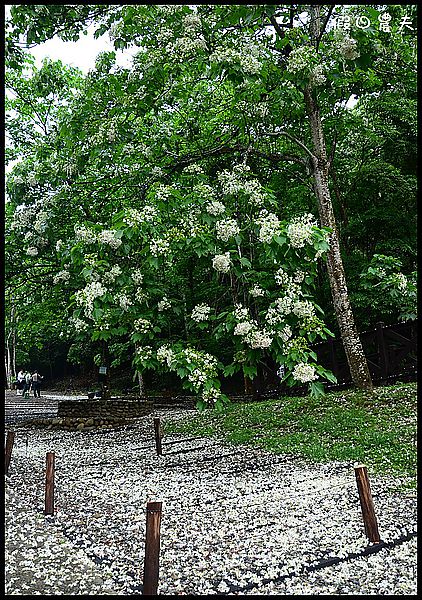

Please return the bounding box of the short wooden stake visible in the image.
[143,501,162,595]
[5,430,15,475]
[354,464,381,543]
[154,418,162,456]
[45,452,55,516]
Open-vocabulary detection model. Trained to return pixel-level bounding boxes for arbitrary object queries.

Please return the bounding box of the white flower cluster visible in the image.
[201,387,221,405]
[154,184,172,201]
[151,166,164,178]
[275,267,291,286]
[287,46,317,75]
[170,36,207,57]
[150,238,170,256]
[205,201,226,216]
[242,179,266,206]
[97,230,122,249]
[212,252,231,273]
[183,163,204,174]
[123,205,158,226]
[191,303,211,322]
[74,224,96,244]
[158,297,171,311]
[131,269,144,285]
[70,316,88,332]
[156,344,176,368]
[183,348,219,391]
[33,210,50,234]
[217,164,250,195]
[26,247,39,257]
[136,345,153,362]
[209,45,261,75]
[103,265,122,283]
[134,318,151,333]
[292,362,318,383]
[310,64,326,86]
[234,321,254,336]
[287,214,317,248]
[215,218,240,242]
[278,325,293,343]
[292,299,316,319]
[118,294,132,311]
[250,284,265,298]
[234,303,250,321]
[182,12,202,33]
[75,282,108,319]
[293,270,306,284]
[232,304,272,349]
[256,210,281,243]
[395,273,408,292]
[53,270,70,284]
[337,36,360,61]
[56,240,63,252]
[246,330,273,349]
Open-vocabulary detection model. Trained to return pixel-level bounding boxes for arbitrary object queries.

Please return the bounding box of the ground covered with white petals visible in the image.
[5,408,417,596]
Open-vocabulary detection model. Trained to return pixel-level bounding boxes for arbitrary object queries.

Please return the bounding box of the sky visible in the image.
[5,5,135,73]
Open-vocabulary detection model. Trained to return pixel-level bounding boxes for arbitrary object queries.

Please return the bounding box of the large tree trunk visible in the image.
[304,86,373,390]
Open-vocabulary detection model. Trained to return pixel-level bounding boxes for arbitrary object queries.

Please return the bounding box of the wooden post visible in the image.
[45,452,55,516]
[143,501,162,595]
[354,464,381,543]
[376,321,388,382]
[154,418,162,456]
[5,430,15,475]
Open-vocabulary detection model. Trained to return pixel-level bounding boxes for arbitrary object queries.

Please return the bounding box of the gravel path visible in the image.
[5,405,417,596]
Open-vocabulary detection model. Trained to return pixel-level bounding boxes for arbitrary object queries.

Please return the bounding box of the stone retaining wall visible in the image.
[57,399,153,418]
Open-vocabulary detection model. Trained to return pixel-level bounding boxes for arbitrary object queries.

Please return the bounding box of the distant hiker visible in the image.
[16,369,25,395]
[31,370,43,398]
[23,371,32,398]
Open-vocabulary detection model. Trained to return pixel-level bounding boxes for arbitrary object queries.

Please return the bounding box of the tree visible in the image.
[5,4,417,401]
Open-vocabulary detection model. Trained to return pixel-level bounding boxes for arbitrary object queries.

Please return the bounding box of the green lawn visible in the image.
[165,382,417,487]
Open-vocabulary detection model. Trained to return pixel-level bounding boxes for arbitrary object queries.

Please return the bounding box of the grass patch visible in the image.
[165,382,417,487]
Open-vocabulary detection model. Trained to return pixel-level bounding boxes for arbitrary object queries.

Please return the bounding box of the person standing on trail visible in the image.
[31,370,43,398]
[16,369,25,395]
[23,370,32,397]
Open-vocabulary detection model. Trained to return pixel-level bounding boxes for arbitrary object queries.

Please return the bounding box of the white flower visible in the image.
[131,269,144,284]
[53,270,70,284]
[234,321,254,336]
[292,362,318,383]
[103,265,122,283]
[158,297,171,311]
[150,238,170,256]
[55,240,63,252]
[212,252,231,273]
[275,267,291,286]
[287,46,317,75]
[74,224,96,244]
[292,299,316,319]
[250,284,265,298]
[97,229,122,249]
[234,303,249,321]
[337,35,360,60]
[156,344,175,367]
[215,218,240,242]
[201,387,221,405]
[278,325,292,342]
[123,206,158,226]
[293,270,306,284]
[245,329,273,349]
[136,345,153,361]
[183,163,204,174]
[310,64,326,86]
[191,303,211,322]
[134,318,151,333]
[287,213,317,248]
[118,294,132,311]
[205,201,226,216]
[256,210,281,243]
[26,247,38,256]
